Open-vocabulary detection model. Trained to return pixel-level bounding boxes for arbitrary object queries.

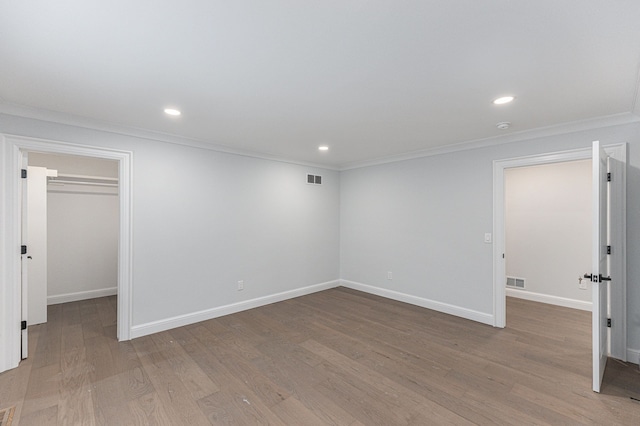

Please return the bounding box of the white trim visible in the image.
[340,280,494,326]
[0,102,339,171]
[0,138,24,371]
[493,144,627,358]
[506,289,592,312]
[47,287,117,305]
[0,134,133,373]
[340,113,639,170]
[130,280,340,339]
[0,134,13,372]
[627,348,640,365]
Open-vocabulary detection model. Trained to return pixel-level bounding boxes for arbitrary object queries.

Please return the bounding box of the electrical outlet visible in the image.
[387,271,393,280]
[237,280,244,291]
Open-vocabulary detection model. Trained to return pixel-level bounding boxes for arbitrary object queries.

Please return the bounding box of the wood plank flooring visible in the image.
[1,288,639,425]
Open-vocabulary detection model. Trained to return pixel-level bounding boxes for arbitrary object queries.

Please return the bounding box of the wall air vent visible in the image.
[307,174,322,185]
[506,276,526,289]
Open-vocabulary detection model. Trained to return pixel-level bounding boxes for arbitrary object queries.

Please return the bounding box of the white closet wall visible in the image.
[47,187,118,303]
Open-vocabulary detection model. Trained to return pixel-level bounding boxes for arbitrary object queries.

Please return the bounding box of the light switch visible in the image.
[484,233,492,243]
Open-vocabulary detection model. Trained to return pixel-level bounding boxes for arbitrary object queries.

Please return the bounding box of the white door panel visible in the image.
[591,141,609,393]
[26,166,48,325]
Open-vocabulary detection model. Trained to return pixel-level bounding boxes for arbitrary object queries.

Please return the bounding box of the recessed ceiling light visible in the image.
[164,108,181,116]
[318,146,329,151]
[493,96,515,105]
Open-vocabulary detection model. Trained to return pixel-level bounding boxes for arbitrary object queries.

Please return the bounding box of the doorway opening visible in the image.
[504,159,592,312]
[501,159,594,388]
[25,152,119,338]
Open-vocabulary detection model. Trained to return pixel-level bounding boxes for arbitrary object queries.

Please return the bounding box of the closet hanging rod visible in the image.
[54,173,118,182]
[48,172,118,188]
[48,179,118,188]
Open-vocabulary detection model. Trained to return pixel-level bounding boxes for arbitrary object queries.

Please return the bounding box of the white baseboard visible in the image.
[130,280,340,339]
[506,288,592,311]
[627,348,640,365]
[340,280,494,326]
[48,287,117,305]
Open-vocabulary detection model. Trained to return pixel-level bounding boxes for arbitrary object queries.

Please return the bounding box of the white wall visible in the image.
[340,121,640,361]
[505,160,591,308]
[0,114,341,332]
[1,113,638,366]
[340,148,496,320]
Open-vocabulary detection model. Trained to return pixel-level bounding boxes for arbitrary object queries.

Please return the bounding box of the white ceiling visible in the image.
[1,1,640,168]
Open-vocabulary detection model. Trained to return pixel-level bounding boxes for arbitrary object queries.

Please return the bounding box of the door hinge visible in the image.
[607,245,611,255]
[21,320,27,330]
[607,172,611,182]
[21,169,27,179]
[21,245,27,255]
[607,318,612,328]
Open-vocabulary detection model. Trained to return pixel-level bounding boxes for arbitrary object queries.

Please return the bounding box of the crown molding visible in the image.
[2,102,638,174]
[339,112,640,171]
[0,102,339,171]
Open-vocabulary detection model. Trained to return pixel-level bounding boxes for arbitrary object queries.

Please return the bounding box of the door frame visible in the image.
[492,143,627,361]
[0,133,133,372]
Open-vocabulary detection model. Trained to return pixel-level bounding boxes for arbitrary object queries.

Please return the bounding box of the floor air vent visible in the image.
[506,276,526,289]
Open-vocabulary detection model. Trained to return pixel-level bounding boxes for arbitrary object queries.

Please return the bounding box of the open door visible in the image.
[590,140,610,393]
[26,166,49,326]
[20,153,29,359]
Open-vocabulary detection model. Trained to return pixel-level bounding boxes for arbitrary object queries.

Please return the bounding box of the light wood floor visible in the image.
[1,288,639,425]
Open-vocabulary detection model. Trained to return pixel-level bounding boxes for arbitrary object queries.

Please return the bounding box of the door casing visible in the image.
[0,134,133,372]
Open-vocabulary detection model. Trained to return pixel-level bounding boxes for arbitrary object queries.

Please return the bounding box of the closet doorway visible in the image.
[504,159,592,311]
[493,143,627,365]
[25,152,119,336]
